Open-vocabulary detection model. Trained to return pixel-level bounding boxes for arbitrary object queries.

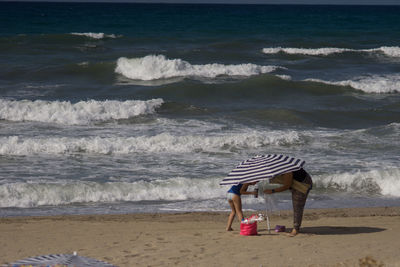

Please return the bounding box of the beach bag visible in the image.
[240,221,258,236]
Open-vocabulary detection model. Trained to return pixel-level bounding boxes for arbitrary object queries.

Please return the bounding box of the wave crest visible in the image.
[0,131,302,156]
[115,54,279,81]
[1,168,399,208]
[0,99,164,125]
[305,74,400,93]
[263,47,351,56]
[262,46,400,57]
[316,168,400,197]
[0,177,224,208]
[70,32,120,39]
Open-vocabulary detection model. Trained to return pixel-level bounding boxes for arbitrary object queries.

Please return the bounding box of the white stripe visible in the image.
[220,154,305,185]
[228,156,295,177]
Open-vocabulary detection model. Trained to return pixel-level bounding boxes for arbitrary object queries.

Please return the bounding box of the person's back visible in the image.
[227,184,243,196]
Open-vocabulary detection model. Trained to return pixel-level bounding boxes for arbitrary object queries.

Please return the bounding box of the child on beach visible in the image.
[226,182,258,231]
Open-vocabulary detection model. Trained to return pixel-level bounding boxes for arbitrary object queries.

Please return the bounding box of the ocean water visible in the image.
[0,2,399,217]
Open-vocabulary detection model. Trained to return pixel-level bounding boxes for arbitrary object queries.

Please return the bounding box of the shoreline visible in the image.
[1,205,400,220]
[1,206,400,266]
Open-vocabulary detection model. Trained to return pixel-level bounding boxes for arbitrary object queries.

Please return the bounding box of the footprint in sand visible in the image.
[125,254,140,258]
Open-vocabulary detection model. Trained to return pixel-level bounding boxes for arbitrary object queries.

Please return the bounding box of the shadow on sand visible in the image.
[300,226,385,235]
[256,226,385,236]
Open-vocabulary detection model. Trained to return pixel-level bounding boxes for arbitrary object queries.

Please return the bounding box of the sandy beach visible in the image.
[1,207,400,266]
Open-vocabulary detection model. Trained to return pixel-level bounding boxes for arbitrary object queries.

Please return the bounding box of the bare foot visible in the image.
[287,229,298,237]
[226,227,233,231]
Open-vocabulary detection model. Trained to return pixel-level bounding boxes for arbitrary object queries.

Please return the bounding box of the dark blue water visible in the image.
[1,3,399,42]
[0,2,399,217]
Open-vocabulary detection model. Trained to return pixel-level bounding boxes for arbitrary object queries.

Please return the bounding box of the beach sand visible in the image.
[1,207,400,266]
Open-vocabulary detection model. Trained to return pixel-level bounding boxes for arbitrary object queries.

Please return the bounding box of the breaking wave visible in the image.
[316,168,400,197]
[0,131,302,156]
[70,32,120,39]
[262,46,400,57]
[0,98,164,125]
[115,54,280,81]
[305,74,400,93]
[1,167,399,208]
[0,177,224,208]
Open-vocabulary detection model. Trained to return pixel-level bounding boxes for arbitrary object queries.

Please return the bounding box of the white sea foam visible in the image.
[365,46,400,57]
[0,131,302,156]
[316,168,400,197]
[276,74,292,81]
[1,167,399,208]
[305,74,400,93]
[115,54,279,81]
[70,32,119,39]
[0,177,225,208]
[262,46,400,57]
[262,47,352,56]
[0,98,163,125]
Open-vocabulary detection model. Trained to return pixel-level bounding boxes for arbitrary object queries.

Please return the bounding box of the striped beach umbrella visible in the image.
[220,154,305,185]
[7,252,116,267]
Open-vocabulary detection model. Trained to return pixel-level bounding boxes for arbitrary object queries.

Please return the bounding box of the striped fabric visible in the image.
[7,253,116,267]
[220,154,305,185]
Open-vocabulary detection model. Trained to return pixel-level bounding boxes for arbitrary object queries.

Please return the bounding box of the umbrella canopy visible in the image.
[7,252,116,267]
[220,154,305,185]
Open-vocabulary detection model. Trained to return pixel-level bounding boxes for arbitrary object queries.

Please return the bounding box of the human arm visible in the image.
[263,172,293,194]
[240,183,258,196]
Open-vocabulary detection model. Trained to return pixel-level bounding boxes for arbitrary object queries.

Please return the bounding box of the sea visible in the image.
[0,2,399,217]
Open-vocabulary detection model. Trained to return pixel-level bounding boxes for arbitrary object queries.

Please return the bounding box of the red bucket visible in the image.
[240,221,258,236]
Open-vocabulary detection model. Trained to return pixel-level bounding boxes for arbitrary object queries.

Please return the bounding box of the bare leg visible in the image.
[232,194,244,222]
[226,199,236,231]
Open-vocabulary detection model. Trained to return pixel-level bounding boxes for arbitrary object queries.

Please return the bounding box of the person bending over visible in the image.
[264,168,312,236]
[226,182,258,231]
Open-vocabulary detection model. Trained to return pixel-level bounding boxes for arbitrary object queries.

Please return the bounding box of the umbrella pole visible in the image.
[264,190,279,234]
[265,195,272,234]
